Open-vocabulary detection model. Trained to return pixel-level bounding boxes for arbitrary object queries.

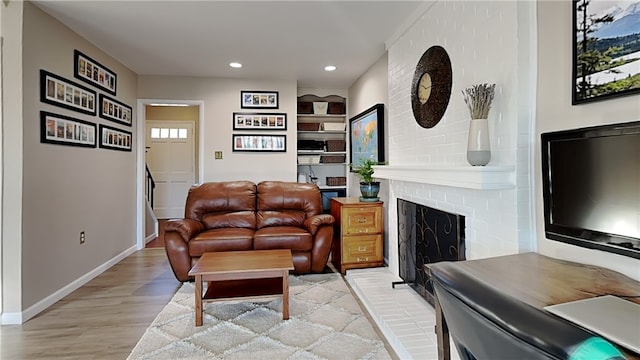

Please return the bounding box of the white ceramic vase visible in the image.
[467,118,491,166]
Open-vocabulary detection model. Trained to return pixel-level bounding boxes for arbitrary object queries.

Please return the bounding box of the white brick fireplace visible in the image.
[344,2,538,357]
[376,165,531,278]
[377,0,537,274]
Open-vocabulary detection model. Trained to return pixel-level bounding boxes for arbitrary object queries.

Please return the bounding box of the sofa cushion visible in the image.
[256,181,322,229]
[188,228,254,257]
[253,226,313,251]
[202,211,256,230]
[257,210,306,228]
[185,181,256,225]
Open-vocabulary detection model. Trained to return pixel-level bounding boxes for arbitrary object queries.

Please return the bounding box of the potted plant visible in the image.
[354,158,382,201]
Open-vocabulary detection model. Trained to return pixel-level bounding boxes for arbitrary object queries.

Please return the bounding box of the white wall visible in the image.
[1,0,23,319]
[138,76,297,183]
[382,1,535,276]
[347,53,395,263]
[2,2,139,323]
[348,54,391,261]
[535,2,640,279]
[0,0,4,316]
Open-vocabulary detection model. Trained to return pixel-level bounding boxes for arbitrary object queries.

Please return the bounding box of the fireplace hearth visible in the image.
[396,199,465,305]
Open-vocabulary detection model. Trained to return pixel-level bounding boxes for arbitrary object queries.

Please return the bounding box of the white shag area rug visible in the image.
[127,273,392,360]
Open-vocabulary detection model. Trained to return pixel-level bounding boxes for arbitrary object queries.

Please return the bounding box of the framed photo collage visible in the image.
[39,49,132,152]
[233,91,287,153]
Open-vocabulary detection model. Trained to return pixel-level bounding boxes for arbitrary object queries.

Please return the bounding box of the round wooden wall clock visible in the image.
[411,45,453,128]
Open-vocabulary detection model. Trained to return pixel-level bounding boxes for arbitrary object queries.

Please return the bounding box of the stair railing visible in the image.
[145,164,156,208]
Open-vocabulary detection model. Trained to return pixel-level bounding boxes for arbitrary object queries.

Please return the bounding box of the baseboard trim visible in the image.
[145,232,157,244]
[1,245,138,325]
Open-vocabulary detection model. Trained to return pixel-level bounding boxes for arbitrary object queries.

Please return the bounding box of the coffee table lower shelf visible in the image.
[203,277,283,301]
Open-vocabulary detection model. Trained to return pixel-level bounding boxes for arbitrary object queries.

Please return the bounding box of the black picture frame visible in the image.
[572,0,640,104]
[232,134,286,152]
[240,90,279,109]
[99,124,132,152]
[232,112,287,130]
[99,94,132,126]
[40,70,97,116]
[349,103,385,171]
[74,49,117,95]
[40,111,96,148]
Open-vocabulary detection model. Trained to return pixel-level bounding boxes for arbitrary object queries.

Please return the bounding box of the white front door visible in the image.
[145,120,196,219]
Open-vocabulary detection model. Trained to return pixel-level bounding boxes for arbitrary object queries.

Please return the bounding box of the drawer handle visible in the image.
[357,218,367,223]
[358,246,367,251]
[357,257,369,262]
[357,229,369,233]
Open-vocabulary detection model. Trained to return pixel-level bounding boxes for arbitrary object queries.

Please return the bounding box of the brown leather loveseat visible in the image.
[163,180,335,281]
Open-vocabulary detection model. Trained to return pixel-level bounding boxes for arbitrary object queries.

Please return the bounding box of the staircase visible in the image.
[145,164,158,243]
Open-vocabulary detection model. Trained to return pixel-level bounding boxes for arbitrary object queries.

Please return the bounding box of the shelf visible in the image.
[298,94,347,194]
[319,185,347,190]
[373,165,515,190]
[297,151,346,155]
[297,163,346,166]
[297,131,346,134]
[297,114,345,118]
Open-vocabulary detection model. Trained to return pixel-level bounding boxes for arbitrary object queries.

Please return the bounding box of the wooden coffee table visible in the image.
[187,249,295,326]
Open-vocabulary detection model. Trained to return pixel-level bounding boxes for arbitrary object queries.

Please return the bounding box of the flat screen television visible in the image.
[541,121,640,259]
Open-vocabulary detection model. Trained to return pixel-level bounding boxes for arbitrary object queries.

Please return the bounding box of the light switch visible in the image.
[214,151,223,159]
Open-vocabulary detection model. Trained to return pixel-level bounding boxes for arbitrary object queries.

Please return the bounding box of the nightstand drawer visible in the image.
[343,235,382,263]
[342,207,382,235]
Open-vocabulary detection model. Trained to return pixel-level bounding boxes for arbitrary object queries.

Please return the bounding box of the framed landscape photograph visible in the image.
[232,134,286,152]
[572,0,640,104]
[349,103,385,171]
[99,94,132,126]
[40,111,96,148]
[241,90,279,109]
[99,124,132,152]
[74,49,117,95]
[233,112,287,130]
[40,70,97,116]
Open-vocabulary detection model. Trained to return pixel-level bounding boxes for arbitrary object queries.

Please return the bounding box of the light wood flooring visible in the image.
[2,224,399,360]
[0,248,181,360]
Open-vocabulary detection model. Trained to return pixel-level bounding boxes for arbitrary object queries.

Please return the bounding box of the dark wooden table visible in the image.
[188,249,294,326]
[428,252,640,360]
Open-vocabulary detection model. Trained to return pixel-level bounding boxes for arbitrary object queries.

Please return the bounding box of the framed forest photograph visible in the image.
[232,134,286,152]
[573,0,640,104]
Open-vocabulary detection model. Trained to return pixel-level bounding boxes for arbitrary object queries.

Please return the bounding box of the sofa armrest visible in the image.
[164,218,205,242]
[304,214,335,273]
[303,214,334,235]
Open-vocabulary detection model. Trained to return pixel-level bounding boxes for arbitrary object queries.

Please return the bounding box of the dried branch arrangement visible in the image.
[462,83,496,119]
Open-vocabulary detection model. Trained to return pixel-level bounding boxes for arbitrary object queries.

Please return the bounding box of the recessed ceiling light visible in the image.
[324,65,336,72]
[230,62,242,68]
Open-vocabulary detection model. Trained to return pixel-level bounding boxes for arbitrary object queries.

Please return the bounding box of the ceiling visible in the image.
[32,1,427,89]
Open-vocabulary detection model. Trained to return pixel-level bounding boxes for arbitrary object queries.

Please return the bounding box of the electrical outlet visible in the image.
[80,231,86,244]
[215,151,223,159]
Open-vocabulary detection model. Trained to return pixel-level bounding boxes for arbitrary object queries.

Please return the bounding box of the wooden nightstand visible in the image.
[330,197,384,274]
